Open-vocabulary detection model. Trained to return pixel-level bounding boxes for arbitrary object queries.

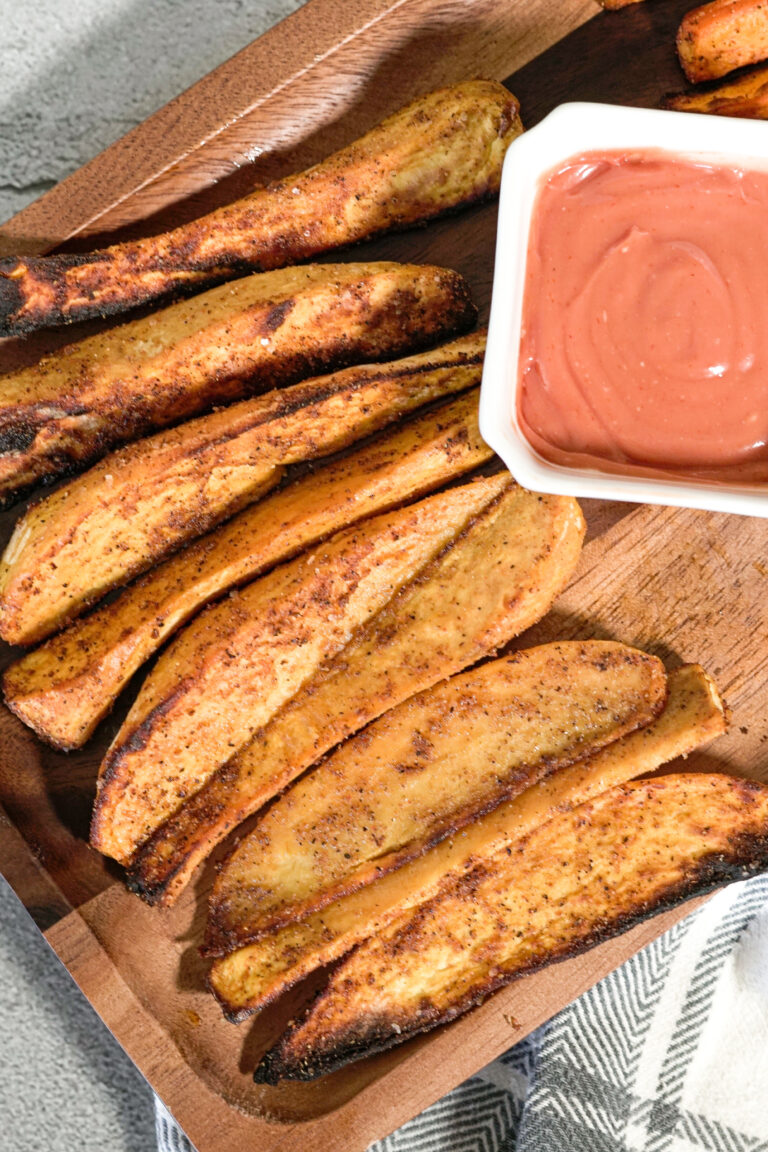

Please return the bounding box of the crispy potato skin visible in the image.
[598,0,646,7]
[131,488,585,913]
[0,331,484,648]
[677,0,768,82]
[256,773,768,1082]
[209,664,726,1021]
[0,261,475,507]
[3,381,491,749]
[205,641,666,951]
[0,82,520,336]
[664,63,768,116]
[91,477,507,865]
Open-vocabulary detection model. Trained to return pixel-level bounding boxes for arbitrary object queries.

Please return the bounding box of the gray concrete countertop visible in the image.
[0,3,304,1149]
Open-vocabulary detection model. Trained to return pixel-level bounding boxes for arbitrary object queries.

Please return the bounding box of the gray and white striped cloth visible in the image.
[155,873,768,1152]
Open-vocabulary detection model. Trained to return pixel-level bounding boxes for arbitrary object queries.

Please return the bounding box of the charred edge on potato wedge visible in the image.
[130,488,586,913]
[0,81,520,335]
[663,64,768,117]
[0,329,486,648]
[2,380,492,750]
[203,640,666,952]
[0,261,476,508]
[208,664,727,1022]
[254,774,768,1082]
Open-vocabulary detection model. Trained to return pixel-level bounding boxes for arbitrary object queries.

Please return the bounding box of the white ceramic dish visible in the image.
[479,101,768,517]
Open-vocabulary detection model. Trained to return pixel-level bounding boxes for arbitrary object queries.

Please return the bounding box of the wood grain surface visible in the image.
[0,0,765,1149]
[0,0,595,256]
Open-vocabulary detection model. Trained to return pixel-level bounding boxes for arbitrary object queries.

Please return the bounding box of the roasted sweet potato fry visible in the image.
[256,773,768,1081]
[91,476,509,865]
[664,63,768,115]
[205,641,666,952]
[677,0,768,82]
[210,664,726,1021]
[0,261,474,507]
[0,330,483,647]
[3,383,491,749]
[0,82,520,335]
[130,487,586,910]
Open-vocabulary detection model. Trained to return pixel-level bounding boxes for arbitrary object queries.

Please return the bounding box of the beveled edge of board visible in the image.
[0,0,597,255]
[0,0,409,255]
[0,798,707,1152]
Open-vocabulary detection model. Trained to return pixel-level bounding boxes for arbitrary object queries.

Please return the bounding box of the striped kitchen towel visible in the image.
[155,872,768,1152]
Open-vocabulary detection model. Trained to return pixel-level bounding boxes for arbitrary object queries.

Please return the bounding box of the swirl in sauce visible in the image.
[518,151,768,482]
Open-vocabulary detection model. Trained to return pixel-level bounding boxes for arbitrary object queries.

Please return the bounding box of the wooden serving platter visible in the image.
[1,1,766,1149]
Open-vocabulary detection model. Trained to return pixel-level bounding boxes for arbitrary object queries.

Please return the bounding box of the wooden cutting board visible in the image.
[1,1,765,1149]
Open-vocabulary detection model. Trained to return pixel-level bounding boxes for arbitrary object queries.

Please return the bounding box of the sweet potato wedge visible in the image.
[0,81,520,336]
[91,476,509,865]
[205,640,666,951]
[0,261,474,507]
[663,63,768,116]
[256,772,768,1082]
[3,385,491,749]
[131,487,586,911]
[677,0,768,82]
[0,331,484,647]
[210,664,727,1021]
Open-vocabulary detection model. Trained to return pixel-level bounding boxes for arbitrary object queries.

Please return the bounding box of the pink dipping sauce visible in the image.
[518,150,768,482]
